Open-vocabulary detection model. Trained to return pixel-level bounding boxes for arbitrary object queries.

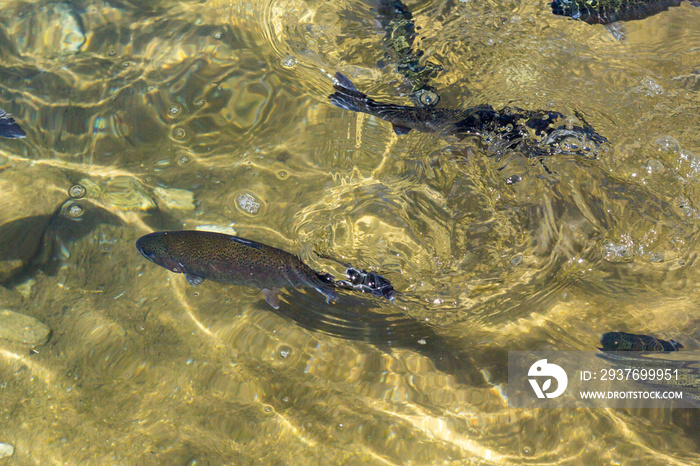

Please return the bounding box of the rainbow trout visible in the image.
[329,72,607,158]
[550,0,694,24]
[0,107,25,139]
[600,331,684,351]
[136,230,338,309]
[137,231,490,385]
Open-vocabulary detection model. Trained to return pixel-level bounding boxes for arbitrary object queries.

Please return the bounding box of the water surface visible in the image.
[0,0,698,463]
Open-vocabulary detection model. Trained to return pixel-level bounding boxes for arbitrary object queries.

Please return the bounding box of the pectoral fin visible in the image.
[392,124,412,135]
[0,110,27,139]
[185,273,205,286]
[262,288,280,309]
[314,286,338,304]
[605,22,626,42]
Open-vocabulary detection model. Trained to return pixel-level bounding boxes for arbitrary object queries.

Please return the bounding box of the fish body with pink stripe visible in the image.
[135,230,337,309]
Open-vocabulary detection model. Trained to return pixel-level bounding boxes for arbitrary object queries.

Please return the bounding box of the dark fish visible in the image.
[335,267,396,301]
[597,332,699,408]
[314,251,397,301]
[550,0,692,24]
[600,331,684,352]
[136,231,493,385]
[376,0,443,106]
[329,72,607,158]
[135,230,338,309]
[0,108,26,139]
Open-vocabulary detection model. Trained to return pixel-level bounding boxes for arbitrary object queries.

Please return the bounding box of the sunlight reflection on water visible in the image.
[0,0,698,463]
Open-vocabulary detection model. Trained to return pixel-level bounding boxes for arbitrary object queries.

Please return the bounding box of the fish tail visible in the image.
[667,339,684,351]
[0,108,27,139]
[328,72,417,136]
[329,72,376,114]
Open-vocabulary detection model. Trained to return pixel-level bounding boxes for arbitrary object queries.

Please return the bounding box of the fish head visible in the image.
[599,332,624,350]
[135,232,186,274]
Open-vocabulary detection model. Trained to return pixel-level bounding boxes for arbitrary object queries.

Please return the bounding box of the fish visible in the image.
[600,331,684,352]
[329,72,607,158]
[334,267,396,301]
[314,251,397,301]
[597,332,700,408]
[375,0,443,106]
[135,230,338,309]
[136,230,489,385]
[550,0,694,24]
[0,108,26,139]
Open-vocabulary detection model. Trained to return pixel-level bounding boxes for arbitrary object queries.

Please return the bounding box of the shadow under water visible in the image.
[0,199,122,286]
[273,285,490,387]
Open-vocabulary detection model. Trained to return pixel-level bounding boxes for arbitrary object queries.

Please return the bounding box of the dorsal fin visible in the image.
[229,236,262,249]
[392,124,412,135]
[333,72,358,91]
[185,273,205,286]
[262,288,280,309]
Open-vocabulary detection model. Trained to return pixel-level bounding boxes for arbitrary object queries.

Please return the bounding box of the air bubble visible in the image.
[418,90,439,106]
[505,175,522,185]
[559,136,581,152]
[278,346,292,359]
[172,127,187,140]
[66,203,84,218]
[68,184,86,199]
[277,170,288,180]
[655,136,680,153]
[178,155,191,165]
[235,192,262,215]
[193,98,205,107]
[168,105,183,118]
[646,159,664,174]
[281,56,297,68]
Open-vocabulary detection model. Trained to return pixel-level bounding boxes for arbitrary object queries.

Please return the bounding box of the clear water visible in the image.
[0,0,698,463]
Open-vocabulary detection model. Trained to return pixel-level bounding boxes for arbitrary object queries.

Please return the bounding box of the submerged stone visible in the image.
[0,443,14,459]
[79,177,156,211]
[0,309,50,346]
[153,186,195,211]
